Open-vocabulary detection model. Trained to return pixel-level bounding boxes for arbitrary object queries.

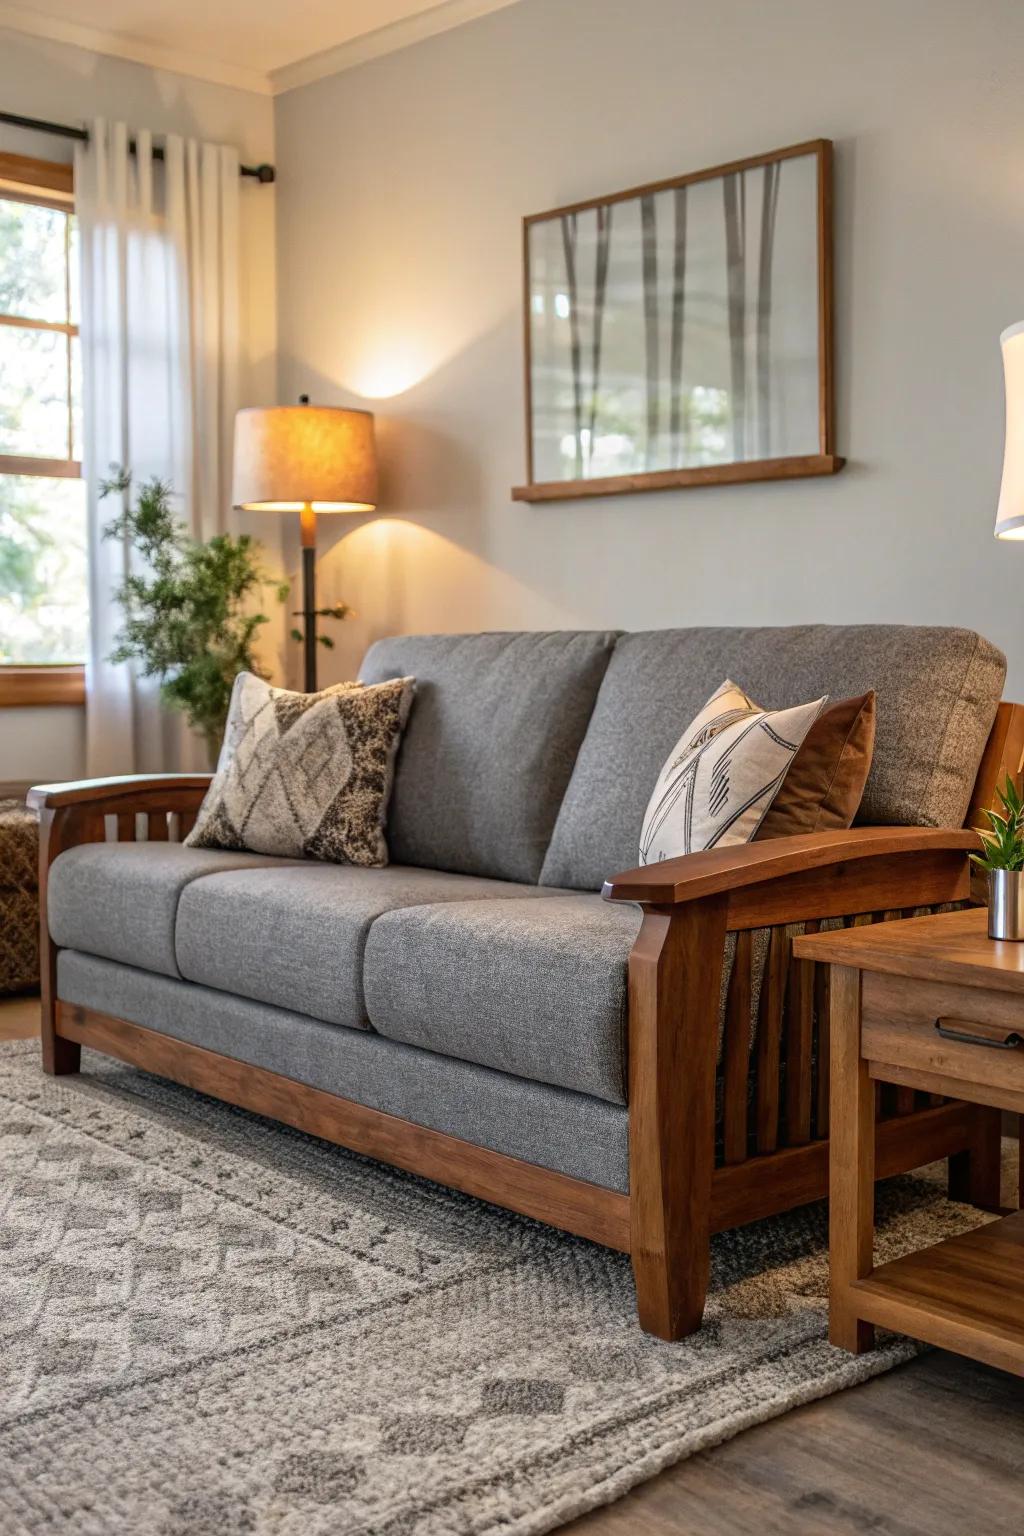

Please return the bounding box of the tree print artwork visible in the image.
[517,140,840,501]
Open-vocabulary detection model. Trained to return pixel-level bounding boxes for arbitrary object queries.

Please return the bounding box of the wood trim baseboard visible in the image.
[0,666,85,707]
[55,1002,634,1251]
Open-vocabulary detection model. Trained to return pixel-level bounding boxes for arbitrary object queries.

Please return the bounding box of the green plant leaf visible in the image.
[103,469,276,751]
[972,772,1024,869]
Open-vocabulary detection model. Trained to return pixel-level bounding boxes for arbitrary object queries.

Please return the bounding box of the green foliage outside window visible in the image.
[0,193,87,665]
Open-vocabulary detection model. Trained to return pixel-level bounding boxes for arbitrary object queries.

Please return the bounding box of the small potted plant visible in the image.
[973,773,1024,940]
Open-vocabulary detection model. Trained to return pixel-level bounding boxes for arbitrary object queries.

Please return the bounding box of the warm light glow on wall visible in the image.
[338,292,509,401]
[352,352,437,400]
[314,517,572,643]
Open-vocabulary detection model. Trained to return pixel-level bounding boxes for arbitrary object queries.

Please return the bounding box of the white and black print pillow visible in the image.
[639,679,826,864]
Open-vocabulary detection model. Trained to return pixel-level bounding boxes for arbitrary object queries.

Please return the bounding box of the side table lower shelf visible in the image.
[849,1210,1024,1376]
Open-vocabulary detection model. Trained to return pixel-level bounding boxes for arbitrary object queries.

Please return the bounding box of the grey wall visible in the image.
[0,29,279,782]
[275,0,1024,697]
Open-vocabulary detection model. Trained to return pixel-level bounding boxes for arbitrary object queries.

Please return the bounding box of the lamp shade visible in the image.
[232,404,378,513]
[996,322,1024,540]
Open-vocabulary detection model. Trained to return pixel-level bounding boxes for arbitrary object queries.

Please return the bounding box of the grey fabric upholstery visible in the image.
[57,951,629,1192]
[176,864,561,1028]
[364,895,643,1103]
[541,625,1006,890]
[47,844,305,979]
[359,630,618,882]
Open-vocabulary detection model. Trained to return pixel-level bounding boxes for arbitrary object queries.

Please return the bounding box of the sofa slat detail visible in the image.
[755,927,787,1155]
[785,930,816,1147]
[721,929,752,1165]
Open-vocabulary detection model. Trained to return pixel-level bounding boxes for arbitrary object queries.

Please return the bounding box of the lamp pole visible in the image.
[299,500,318,692]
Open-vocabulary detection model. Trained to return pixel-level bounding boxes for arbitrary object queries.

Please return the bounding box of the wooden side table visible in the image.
[794,907,1024,1376]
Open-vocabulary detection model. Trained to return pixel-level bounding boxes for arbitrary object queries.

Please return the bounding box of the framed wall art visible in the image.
[512,139,842,502]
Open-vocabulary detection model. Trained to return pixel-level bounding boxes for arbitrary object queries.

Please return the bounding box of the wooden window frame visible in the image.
[0,664,84,706]
[0,151,84,706]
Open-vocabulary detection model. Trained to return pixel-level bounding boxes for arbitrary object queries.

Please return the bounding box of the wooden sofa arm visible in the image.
[31,775,212,1077]
[30,774,213,878]
[603,826,978,929]
[28,774,212,814]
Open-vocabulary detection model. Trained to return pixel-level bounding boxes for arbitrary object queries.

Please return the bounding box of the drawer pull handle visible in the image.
[934,1019,1024,1050]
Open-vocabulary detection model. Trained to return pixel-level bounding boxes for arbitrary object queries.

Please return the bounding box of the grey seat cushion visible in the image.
[47,843,305,979]
[364,895,644,1103]
[359,630,619,882]
[541,625,1006,890]
[176,864,561,1028]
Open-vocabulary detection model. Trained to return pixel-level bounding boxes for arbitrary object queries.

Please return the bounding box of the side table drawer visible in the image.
[862,972,1024,1108]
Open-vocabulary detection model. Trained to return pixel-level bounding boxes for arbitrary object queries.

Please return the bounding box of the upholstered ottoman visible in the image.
[0,799,40,993]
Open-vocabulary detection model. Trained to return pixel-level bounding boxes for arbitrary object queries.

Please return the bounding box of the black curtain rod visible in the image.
[0,110,275,182]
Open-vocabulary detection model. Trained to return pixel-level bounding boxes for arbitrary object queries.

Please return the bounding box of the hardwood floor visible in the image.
[3,995,1023,1533]
[569,1350,1024,1535]
[0,992,40,1041]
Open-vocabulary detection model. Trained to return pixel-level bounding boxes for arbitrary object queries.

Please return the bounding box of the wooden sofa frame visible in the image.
[28,701,1024,1341]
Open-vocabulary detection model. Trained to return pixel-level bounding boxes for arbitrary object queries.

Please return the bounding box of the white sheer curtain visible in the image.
[75,119,240,775]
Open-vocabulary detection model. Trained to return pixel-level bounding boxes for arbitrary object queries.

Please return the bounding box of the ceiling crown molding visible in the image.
[268,0,522,94]
[0,3,272,95]
[0,0,523,100]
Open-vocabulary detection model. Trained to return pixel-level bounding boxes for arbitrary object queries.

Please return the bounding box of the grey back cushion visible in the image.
[540,625,1005,891]
[359,631,619,882]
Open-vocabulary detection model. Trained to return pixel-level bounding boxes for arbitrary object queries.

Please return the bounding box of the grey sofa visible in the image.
[31,625,1010,1338]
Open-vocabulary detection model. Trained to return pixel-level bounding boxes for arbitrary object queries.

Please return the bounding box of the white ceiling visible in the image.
[0,0,521,94]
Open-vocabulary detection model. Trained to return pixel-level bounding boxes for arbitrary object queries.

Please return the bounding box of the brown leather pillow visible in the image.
[755,691,876,840]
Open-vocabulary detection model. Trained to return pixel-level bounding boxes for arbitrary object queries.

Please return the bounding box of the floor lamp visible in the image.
[232,397,378,691]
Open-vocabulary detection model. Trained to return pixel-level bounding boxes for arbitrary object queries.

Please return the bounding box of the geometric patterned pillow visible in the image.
[638,679,826,864]
[185,672,415,866]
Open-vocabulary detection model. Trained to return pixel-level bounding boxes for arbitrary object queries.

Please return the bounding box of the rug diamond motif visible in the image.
[0,1039,995,1535]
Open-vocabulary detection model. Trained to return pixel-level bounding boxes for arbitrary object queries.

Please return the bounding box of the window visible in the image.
[0,152,86,703]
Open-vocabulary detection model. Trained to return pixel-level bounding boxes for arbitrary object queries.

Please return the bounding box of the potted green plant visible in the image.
[102,470,285,764]
[972,772,1024,939]
[104,470,352,762]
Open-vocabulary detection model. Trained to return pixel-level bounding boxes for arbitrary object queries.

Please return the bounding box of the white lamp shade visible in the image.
[232,404,378,513]
[996,323,1024,539]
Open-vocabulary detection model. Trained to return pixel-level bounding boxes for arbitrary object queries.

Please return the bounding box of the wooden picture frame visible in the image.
[512,139,843,503]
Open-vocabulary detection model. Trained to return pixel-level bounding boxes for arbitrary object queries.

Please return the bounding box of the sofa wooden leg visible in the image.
[41,968,79,1076]
[628,896,727,1341]
[948,1103,1003,1210]
[42,1031,81,1076]
[40,917,78,1075]
[36,802,86,1077]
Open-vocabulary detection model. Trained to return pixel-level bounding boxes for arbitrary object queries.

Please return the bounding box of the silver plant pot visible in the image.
[988,867,1024,940]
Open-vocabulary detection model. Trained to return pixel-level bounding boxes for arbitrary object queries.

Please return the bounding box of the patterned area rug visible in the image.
[0,1039,991,1536]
